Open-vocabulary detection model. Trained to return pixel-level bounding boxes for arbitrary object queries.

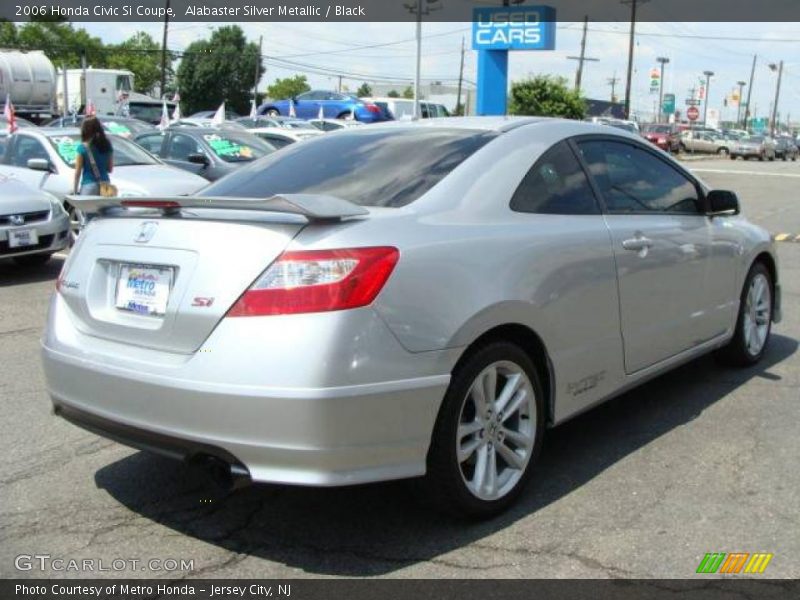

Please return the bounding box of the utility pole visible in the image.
[456,35,465,115]
[160,0,171,98]
[405,0,441,119]
[622,0,649,120]
[567,16,599,93]
[744,54,756,131]
[656,56,669,123]
[702,70,714,125]
[337,75,342,93]
[253,35,262,108]
[736,80,746,127]
[769,61,784,136]
[607,72,620,103]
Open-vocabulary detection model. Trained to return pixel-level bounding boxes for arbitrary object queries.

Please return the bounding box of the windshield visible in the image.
[128,102,174,124]
[201,128,497,207]
[200,132,273,162]
[48,134,160,167]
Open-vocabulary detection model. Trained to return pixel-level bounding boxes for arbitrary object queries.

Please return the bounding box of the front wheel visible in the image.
[422,342,545,518]
[265,108,280,117]
[719,262,773,366]
[717,147,729,156]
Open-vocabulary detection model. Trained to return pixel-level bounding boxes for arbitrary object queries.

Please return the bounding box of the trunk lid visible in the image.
[57,216,304,353]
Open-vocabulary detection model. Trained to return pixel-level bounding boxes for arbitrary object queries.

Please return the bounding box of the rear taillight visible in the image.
[365,103,381,114]
[227,247,399,317]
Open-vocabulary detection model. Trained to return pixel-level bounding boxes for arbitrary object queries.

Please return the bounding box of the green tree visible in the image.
[387,89,400,98]
[107,32,165,95]
[266,75,310,100]
[176,26,262,115]
[402,86,414,99]
[356,82,372,97]
[508,75,586,119]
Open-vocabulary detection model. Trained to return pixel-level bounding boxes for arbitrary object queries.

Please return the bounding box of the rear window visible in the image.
[201,128,496,207]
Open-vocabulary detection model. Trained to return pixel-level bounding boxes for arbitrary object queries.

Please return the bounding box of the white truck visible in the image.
[0,49,57,119]
[57,68,173,125]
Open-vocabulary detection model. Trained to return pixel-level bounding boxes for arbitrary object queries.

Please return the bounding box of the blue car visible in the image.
[257,90,390,123]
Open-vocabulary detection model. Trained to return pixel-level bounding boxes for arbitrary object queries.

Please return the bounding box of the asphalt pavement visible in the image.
[1,157,798,579]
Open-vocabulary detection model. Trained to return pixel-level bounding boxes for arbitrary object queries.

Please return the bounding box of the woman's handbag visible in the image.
[84,143,118,197]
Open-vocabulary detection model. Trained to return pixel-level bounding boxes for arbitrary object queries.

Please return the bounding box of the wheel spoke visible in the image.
[496,441,525,470]
[502,427,533,448]
[494,373,523,414]
[458,420,483,440]
[482,366,498,407]
[458,437,482,463]
[483,445,498,495]
[470,381,488,414]
[501,389,528,422]
[472,444,488,488]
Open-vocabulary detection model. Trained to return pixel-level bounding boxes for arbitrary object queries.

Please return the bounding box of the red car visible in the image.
[642,124,681,153]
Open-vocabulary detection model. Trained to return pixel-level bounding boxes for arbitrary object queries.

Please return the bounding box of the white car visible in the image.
[0,176,69,266]
[246,126,323,149]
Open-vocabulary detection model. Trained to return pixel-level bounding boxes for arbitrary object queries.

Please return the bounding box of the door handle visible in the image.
[622,236,654,251]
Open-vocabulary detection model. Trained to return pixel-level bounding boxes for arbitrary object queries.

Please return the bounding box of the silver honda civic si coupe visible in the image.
[43,118,781,517]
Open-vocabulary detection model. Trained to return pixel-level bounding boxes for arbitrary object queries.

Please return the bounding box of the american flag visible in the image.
[3,94,17,134]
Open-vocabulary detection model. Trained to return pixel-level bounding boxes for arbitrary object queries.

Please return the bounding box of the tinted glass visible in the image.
[511,141,599,215]
[166,133,203,161]
[9,136,48,167]
[199,132,273,162]
[202,128,496,207]
[136,133,165,154]
[578,140,701,214]
[48,134,160,167]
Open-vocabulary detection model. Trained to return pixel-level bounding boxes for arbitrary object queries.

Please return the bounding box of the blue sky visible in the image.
[79,21,800,122]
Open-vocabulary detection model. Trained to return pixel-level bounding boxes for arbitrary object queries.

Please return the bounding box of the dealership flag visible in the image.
[85,98,96,116]
[318,104,324,120]
[212,101,226,126]
[3,94,17,134]
[249,99,257,119]
[158,100,170,131]
[172,91,181,121]
[289,100,297,118]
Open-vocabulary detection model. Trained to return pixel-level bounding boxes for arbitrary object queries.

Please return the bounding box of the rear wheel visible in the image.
[66,204,84,245]
[719,262,773,366]
[14,253,51,267]
[265,108,280,117]
[422,342,544,518]
[717,147,729,156]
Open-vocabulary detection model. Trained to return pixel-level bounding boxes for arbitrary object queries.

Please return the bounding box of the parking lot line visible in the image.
[692,168,800,178]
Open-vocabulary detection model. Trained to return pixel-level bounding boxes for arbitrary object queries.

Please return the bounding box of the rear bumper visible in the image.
[42,295,456,486]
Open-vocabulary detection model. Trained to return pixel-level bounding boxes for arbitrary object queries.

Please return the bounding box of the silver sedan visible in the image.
[43,118,781,517]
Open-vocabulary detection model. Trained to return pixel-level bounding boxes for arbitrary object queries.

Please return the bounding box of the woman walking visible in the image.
[72,116,114,196]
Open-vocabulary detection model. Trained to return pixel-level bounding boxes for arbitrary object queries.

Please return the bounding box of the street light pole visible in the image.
[736,80,746,127]
[622,0,650,120]
[769,61,784,136]
[744,54,757,131]
[656,56,669,123]
[702,70,714,125]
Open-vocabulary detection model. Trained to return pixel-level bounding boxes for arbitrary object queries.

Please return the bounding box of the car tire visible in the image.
[717,147,729,156]
[265,109,280,117]
[730,155,737,160]
[66,205,84,245]
[13,253,52,267]
[719,262,773,367]
[422,341,545,519]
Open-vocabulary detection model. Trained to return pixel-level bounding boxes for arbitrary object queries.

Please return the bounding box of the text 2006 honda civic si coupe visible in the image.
[43,118,781,517]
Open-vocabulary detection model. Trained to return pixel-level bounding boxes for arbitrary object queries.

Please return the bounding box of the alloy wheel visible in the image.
[743,273,771,357]
[456,360,536,502]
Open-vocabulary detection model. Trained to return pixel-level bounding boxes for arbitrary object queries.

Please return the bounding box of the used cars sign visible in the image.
[472,5,556,51]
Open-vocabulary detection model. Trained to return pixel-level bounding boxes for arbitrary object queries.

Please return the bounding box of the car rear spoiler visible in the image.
[64,193,369,221]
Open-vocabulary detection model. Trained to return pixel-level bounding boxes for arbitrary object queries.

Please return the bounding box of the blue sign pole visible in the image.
[476,50,509,116]
[472,5,556,116]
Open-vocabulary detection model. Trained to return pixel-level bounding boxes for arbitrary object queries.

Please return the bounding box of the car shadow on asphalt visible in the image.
[0,255,64,286]
[94,333,798,576]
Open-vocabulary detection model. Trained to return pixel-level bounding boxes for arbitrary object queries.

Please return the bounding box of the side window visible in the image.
[166,134,202,161]
[263,135,292,149]
[136,134,164,155]
[10,136,49,168]
[578,140,701,214]
[510,140,600,215]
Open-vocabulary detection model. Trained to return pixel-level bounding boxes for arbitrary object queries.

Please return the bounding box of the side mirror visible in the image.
[187,153,209,165]
[27,158,52,172]
[706,190,740,216]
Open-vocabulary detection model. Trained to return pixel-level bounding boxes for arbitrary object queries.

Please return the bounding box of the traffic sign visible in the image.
[687,106,700,121]
[662,93,676,114]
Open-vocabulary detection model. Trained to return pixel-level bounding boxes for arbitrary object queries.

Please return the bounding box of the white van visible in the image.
[364,97,451,120]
